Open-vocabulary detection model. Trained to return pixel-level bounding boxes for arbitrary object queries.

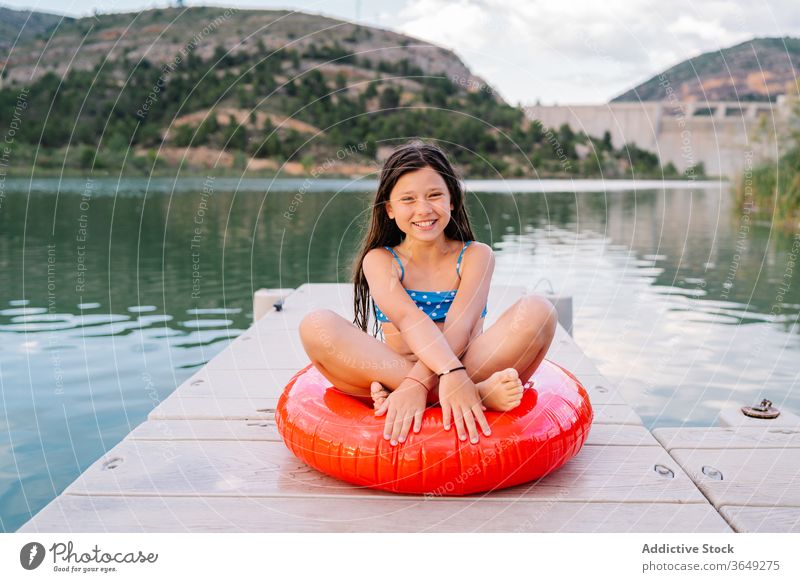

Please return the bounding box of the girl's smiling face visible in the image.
[386,166,454,239]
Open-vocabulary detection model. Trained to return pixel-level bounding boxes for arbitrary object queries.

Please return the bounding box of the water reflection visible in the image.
[0,178,798,533]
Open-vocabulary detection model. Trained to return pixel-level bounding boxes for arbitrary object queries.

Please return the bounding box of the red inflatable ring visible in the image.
[275,359,593,496]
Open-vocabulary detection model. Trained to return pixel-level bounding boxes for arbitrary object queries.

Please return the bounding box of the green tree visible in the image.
[173,124,195,147]
[364,81,378,100]
[78,145,96,169]
[602,130,613,151]
[379,86,400,110]
[223,115,247,151]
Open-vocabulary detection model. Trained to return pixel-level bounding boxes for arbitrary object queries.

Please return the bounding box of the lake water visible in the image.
[1,177,798,532]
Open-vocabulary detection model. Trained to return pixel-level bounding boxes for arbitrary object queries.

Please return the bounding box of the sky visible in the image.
[2,0,800,105]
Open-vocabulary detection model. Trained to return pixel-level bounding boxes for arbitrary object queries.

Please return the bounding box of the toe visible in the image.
[498,370,515,384]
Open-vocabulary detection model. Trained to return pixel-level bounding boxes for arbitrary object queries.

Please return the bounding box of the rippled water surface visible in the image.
[1,177,798,532]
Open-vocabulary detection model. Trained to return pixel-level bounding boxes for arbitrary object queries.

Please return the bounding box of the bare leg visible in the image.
[298,309,419,400]
[298,296,556,411]
[456,295,558,411]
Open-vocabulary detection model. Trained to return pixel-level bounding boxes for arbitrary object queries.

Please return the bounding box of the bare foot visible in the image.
[475,368,527,411]
[370,381,390,411]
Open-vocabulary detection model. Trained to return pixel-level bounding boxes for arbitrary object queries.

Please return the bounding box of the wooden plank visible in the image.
[25,282,726,534]
[653,427,800,451]
[586,424,660,446]
[148,397,279,420]
[148,395,636,426]
[61,439,706,503]
[719,506,800,533]
[253,287,297,321]
[248,309,307,334]
[130,419,281,441]
[669,448,800,507]
[17,495,732,533]
[593,404,642,425]
[204,330,311,370]
[206,287,530,371]
[718,407,800,428]
[172,369,299,400]
[206,284,588,383]
[547,349,604,378]
[171,366,625,407]
[572,375,628,406]
[128,419,659,447]
[182,357,617,408]
[280,282,358,312]
[550,335,596,356]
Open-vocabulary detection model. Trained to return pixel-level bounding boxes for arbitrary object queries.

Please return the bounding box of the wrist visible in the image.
[437,365,467,378]
[403,375,435,391]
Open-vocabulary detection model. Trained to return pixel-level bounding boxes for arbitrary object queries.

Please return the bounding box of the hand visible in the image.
[438,371,492,444]
[374,380,428,446]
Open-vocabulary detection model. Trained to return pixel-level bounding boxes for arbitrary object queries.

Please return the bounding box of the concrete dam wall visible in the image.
[524,97,794,178]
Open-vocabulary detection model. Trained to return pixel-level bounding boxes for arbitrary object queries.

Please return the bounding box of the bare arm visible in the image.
[364,243,495,388]
[400,328,473,390]
[397,242,494,387]
[367,242,495,444]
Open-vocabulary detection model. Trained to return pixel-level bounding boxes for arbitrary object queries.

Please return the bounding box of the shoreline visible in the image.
[1,171,726,188]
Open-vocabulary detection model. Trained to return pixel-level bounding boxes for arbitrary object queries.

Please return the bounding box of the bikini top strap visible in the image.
[456,240,473,278]
[384,246,404,282]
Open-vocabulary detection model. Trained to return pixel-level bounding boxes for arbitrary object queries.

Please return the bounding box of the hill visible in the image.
[0,5,67,52]
[612,37,800,102]
[0,6,490,93]
[0,6,672,179]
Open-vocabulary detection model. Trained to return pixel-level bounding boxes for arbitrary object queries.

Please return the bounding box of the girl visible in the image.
[299,142,557,447]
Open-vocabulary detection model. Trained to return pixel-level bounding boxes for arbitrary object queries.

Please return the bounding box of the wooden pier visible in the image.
[18,283,798,532]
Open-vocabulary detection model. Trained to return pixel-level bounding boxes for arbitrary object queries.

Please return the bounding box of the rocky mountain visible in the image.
[612,37,800,102]
[0,5,671,179]
[0,5,66,52]
[0,6,493,98]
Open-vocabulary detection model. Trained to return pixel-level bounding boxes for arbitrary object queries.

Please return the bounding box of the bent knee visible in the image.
[299,309,341,350]
[517,296,558,336]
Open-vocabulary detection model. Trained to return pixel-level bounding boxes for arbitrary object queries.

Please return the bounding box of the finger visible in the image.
[398,414,414,443]
[452,408,466,441]
[462,407,479,443]
[441,403,452,430]
[390,410,406,445]
[413,409,424,433]
[384,408,397,440]
[374,398,389,417]
[473,404,492,436]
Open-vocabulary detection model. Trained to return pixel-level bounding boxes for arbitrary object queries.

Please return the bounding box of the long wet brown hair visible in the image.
[352,141,477,337]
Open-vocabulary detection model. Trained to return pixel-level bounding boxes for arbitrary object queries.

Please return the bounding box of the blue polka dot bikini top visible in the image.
[372,240,488,324]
